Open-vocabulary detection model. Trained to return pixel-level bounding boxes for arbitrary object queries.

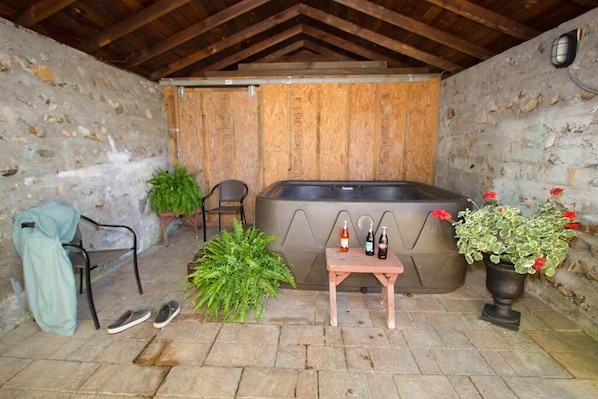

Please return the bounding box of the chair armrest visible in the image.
[201,185,219,208]
[80,215,138,249]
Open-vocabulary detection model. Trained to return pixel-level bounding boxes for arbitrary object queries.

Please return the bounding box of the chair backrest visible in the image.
[217,180,248,202]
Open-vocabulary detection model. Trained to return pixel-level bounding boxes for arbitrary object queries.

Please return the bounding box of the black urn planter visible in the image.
[481,258,528,331]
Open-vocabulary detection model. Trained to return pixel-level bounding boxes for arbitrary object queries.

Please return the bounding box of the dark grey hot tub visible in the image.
[255,180,470,293]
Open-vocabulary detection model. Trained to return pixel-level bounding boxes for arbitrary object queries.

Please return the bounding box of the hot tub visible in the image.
[255,180,470,293]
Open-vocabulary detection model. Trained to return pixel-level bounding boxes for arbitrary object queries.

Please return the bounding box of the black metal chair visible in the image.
[201,179,249,241]
[62,215,143,329]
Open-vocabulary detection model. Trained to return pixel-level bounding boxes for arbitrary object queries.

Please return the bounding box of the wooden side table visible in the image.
[159,210,201,246]
[325,247,404,329]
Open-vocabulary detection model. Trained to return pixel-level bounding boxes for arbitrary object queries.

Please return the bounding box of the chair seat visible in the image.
[205,205,243,213]
[69,248,133,269]
[63,214,142,330]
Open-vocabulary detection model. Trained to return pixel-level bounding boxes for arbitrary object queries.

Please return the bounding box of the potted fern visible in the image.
[186,219,296,322]
[147,164,203,216]
[147,164,203,246]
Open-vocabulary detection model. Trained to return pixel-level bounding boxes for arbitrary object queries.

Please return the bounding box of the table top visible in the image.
[325,247,404,274]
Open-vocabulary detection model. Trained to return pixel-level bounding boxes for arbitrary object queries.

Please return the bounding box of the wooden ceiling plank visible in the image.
[79,0,192,52]
[300,4,462,73]
[198,24,303,73]
[16,0,76,27]
[150,4,301,79]
[125,0,270,69]
[424,0,540,40]
[334,0,493,60]
[302,25,410,68]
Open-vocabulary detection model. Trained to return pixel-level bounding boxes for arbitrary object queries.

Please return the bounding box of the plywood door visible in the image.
[175,87,259,225]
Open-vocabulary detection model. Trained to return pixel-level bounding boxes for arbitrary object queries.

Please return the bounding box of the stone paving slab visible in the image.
[156,365,242,398]
[78,363,169,396]
[395,375,460,399]
[3,359,99,391]
[0,227,596,399]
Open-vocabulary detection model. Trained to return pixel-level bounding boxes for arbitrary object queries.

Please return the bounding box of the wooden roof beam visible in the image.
[16,0,75,27]
[125,0,270,69]
[197,24,303,73]
[424,0,540,40]
[79,0,192,52]
[302,25,410,68]
[253,40,306,63]
[302,40,356,62]
[150,4,301,80]
[334,0,494,60]
[300,4,463,73]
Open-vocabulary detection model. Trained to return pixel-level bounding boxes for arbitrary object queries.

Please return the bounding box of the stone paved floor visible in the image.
[1,226,597,398]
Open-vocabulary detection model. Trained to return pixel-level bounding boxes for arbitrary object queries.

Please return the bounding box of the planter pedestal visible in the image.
[160,210,201,247]
[481,259,528,331]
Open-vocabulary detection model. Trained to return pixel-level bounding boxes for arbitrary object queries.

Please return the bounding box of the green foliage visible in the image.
[186,219,296,322]
[436,189,578,277]
[147,164,203,216]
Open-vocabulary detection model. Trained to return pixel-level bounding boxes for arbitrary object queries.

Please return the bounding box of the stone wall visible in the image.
[436,10,598,338]
[0,19,169,333]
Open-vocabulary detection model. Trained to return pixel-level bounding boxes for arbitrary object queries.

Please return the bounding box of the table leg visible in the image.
[328,271,338,327]
[386,278,396,329]
[159,214,176,247]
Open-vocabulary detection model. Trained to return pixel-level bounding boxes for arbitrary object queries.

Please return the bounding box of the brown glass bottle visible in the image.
[377,226,388,259]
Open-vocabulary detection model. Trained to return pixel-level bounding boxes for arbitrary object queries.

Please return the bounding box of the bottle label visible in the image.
[365,242,374,252]
[340,238,349,248]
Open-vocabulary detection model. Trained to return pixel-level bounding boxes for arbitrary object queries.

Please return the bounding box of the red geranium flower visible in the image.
[532,258,545,271]
[483,191,498,199]
[562,211,576,219]
[550,187,564,196]
[432,209,452,221]
[565,222,580,230]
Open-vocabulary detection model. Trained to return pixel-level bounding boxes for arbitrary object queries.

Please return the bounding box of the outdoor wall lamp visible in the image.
[550,29,579,68]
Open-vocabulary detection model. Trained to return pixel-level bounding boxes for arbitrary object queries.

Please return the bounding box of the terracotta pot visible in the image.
[481,258,528,331]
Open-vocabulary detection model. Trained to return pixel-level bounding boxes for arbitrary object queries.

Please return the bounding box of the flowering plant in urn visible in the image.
[433,188,578,276]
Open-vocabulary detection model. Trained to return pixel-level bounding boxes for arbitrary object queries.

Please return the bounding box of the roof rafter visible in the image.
[334,0,494,60]
[300,4,463,73]
[302,40,356,62]
[199,24,303,73]
[125,0,270,69]
[150,4,301,80]
[16,0,75,27]
[254,40,308,63]
[80,0,192,52]
[301,25,410,68]
[424,0,540,40]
